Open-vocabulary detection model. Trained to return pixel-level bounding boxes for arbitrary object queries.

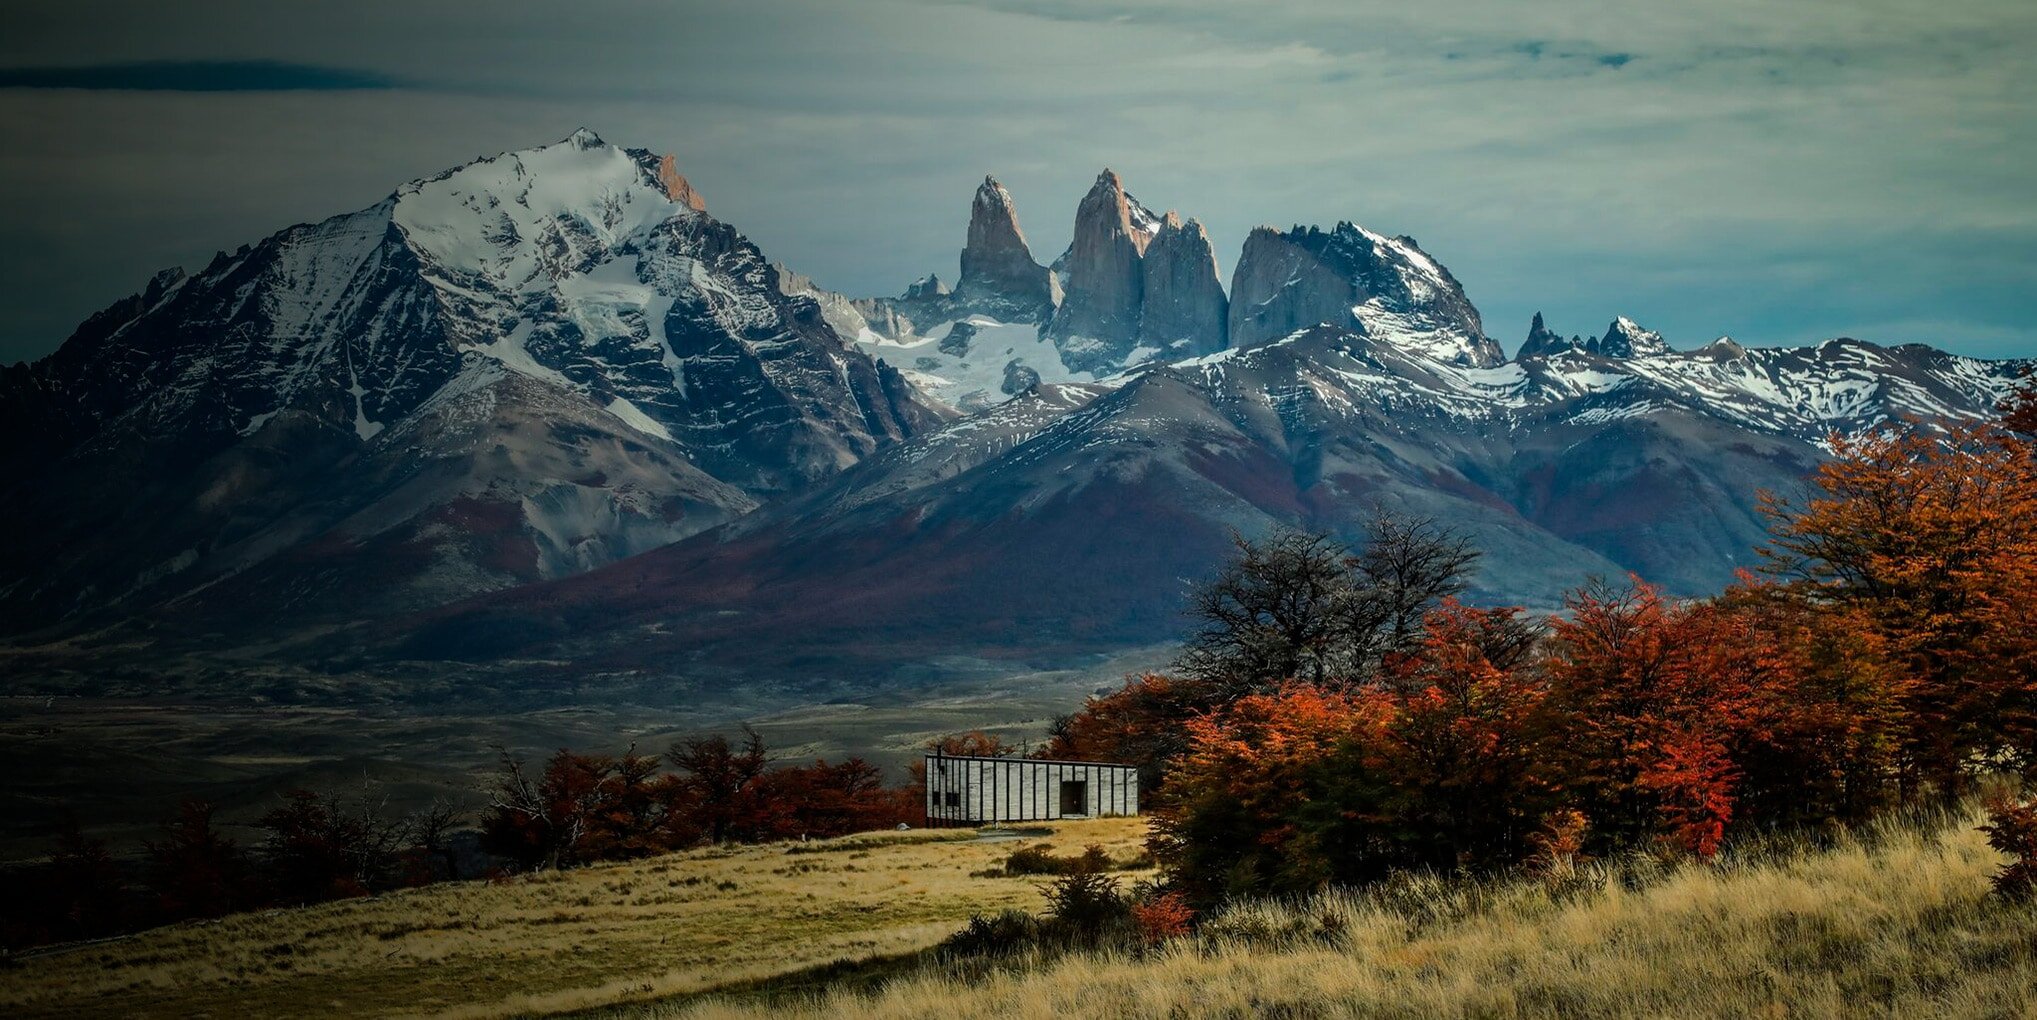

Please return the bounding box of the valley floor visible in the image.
[0,644,1168,862]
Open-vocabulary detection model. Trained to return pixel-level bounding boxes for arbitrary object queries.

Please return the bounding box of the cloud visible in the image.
[0,0,2029,363]
[0,60,397,92]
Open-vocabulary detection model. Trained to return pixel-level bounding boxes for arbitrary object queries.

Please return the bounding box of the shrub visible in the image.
[1525,808,1591,879]
[1042,871,1129,934]
[938,908,1046,959]
[1980,794,2037,900]
[1130,889,1195,944]
[1002,843,1114,876]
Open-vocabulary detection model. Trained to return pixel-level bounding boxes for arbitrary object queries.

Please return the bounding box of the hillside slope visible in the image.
[385,323,2021,675]
[0,819,1153,1019]
[670,809,2031,1020]
[9,809,2024,1020]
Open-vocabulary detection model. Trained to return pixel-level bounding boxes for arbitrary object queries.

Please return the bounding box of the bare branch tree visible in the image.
[1176,510,1481,699]
[1349,507,1480,662]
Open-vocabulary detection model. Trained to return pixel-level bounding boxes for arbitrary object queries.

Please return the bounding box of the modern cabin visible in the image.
[922,753,1139,827]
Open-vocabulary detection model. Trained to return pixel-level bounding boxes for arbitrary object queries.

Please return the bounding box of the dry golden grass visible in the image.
[655,807,2037,1020]
[0,818,1153,1019]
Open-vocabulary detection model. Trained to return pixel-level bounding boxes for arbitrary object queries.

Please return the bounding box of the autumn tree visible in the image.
[144,798,254,920]
[668,728,770,844]
[1536,580,1753,856]
[1152,683,1393,902]
[258,789,407,903]
[1161,601,1556,901]
[578,747,677,860]
[402,799,465,884]
[1043,674,1197,789]
[1711,578,1908,828]
[1350,602,1555,871]
[1759,420,2037,791]
[481,746,669,869]
[751,758,915,839]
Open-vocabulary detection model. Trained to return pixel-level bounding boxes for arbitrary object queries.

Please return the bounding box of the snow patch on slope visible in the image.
[857,316,1109,412]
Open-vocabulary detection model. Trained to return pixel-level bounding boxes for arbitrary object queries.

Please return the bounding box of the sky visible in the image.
[1,0,2033,364]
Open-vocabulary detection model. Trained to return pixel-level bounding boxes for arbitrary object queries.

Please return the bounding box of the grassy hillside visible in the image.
[7,808,2030,1019]
[0,818,1153,1018]
[649,807,2034,1020]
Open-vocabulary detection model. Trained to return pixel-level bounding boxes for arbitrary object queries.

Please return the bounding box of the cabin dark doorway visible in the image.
[1059,779,1088,817]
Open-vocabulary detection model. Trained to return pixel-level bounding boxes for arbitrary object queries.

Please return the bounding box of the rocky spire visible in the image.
[1595,316,1671,358]
[1517,311,1573,358]
[1043,170,1161,371]
[653,154,707,213]
[953,176,1058,322]
[1137,212,1228,357]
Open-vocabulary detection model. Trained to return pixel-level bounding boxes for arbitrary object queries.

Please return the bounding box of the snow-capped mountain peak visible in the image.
[391,132,694,289]
[0,132,940,635]
[1227,221,1502,368]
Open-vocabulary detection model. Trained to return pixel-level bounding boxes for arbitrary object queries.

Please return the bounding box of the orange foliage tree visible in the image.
[750,758,918,839]
[1151,683,1393,901]
[1759,420,2037,790]
[1042,674,1196,788]
[1155,603,1558,901]
[1361,602,1556,870]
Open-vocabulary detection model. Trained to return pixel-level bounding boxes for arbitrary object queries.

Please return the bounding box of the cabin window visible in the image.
[943,791,960,807]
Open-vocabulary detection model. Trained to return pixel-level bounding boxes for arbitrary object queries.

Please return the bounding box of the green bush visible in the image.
[1001,843,1116,876]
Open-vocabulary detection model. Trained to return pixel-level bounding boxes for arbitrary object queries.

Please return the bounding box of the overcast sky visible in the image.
[2,0,2033,363]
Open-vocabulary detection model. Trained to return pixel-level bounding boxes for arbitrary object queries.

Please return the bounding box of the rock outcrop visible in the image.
[1001,359,1043,395]
[952,176,1058,323]
[654,154,708,213]
[1043,170,1162,372]
[1595,316,1672,358]
[904,274,950,302]
[772,262,872,341]
[1227,222,1502,367]
[938,320,978,356]
[1518,311,1574,358]
[1137,213,1228,358]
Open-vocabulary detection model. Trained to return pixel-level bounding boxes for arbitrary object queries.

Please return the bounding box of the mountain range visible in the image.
[2,131,2025,687]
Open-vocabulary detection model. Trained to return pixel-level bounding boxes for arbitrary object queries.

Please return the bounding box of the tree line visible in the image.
[477,730,918,870]
[2,729,925,950]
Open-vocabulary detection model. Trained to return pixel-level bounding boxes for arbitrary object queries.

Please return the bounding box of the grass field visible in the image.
[7,807,2031,1019]
[652,806,2035,1020]
[0,818,1154,1018]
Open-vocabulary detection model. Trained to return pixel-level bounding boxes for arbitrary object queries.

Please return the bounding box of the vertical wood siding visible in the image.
[922,754,1141,826]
